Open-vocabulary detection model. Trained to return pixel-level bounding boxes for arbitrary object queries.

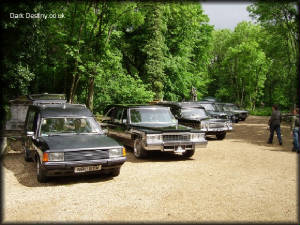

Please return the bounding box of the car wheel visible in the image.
[182,149,195,158]
[133,138,147,158]
[216,132,226,140]
[110,167,120,177]
[36,157,47,183]
[24,148,32,162]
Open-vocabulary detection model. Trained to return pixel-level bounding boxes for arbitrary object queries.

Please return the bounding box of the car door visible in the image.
[24,108,38,157]
[105,107,125,142]
[119,108,133,147]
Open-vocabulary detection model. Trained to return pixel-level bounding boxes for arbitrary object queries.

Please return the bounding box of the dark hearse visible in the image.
[156,102,232,140]
[101,105,207,159]
[222,103,249,121]
[24,103,126,182]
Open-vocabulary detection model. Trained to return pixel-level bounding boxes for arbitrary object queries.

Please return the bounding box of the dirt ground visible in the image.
[2,116,298,223]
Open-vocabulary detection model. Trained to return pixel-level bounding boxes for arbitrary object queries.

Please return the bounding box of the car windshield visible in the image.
[130,108,177,124]
[215,104,224,111]
[224,105,238,110]
[200,103,216,111]
[181,108,207,118]
[40,117,102,136]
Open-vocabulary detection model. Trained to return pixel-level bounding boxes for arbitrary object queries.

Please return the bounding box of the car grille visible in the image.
[64,150,108,161]
[163,134,190,142]
[209,122,224,128]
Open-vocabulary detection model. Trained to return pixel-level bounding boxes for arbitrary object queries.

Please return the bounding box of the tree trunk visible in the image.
[86,76,95,112]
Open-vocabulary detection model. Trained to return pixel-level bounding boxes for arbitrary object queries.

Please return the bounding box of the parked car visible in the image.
[23,103,126,182]
[156,102,232,140]
[190,101,230,120]
[5,93,67,135]
[214,102,240,123]
[101,105,207,159]
[222,103,249,121]
[201,96,217,102]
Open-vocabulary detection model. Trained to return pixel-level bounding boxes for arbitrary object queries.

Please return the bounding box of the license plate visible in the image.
[74,165,102,173]
[174,146,185,153]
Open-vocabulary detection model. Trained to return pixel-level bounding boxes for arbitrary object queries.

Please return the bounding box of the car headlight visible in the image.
[200,123,206,130]
[48,152,64,161]
[146,134,162,144]
[109,148,125,158]
[190,133,205,141]
[225,121,232,128]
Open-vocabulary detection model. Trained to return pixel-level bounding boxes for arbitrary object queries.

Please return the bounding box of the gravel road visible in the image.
[2,116,298,223]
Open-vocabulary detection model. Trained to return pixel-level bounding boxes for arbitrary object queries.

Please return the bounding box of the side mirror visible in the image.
[27,131,34,136]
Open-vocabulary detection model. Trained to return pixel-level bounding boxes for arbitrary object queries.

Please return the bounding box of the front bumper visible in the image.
[42,157,126,177]
[142,140,207,151]
[201,126,232,134]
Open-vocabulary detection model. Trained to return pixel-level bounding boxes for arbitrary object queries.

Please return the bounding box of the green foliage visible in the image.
[247,1,299,109]
[3,62,35,96]
[1,1,297,116]
[209,22,269,109]
[249,107,272,116]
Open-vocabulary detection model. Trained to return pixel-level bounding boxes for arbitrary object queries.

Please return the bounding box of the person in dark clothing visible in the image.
[291,108,299,153]
[267,104,282,145]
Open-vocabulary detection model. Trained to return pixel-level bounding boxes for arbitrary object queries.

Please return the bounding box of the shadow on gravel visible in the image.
[124,149,194,163]
[2,152,113,188]
[226,116,294,152]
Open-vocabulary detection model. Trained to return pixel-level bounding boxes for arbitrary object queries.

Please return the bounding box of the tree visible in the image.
[247,1,299,108]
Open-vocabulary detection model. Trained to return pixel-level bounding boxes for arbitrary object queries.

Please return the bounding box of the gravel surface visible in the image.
[2,116,298,223]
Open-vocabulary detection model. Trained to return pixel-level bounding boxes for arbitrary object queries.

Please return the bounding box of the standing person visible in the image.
[267,104,282,145]
[291,107,299,153]
[191,86,197,101]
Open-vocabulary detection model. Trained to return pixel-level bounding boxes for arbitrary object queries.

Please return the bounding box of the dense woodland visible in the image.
[1,2,299,119]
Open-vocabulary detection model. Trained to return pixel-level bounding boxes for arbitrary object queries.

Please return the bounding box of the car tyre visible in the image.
[216,132,226,140]
[110,167,120,177]
[36,157,47,183]
[24,148,32,162]
[182,149,195,158]
[133,138,147,158]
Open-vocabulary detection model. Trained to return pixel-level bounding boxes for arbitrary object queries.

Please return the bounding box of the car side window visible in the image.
[106,107,116,120]
[114,108,123,123]
[121,109,127,123]
[26,110,36,131]
[170,107,180,118]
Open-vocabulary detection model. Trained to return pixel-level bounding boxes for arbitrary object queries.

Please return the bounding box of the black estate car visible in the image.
[222,103,249,121]
[156,102,232,140]
[101,105,207,158]
[23,103,126,182]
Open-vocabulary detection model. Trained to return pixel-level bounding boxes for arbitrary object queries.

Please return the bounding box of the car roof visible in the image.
[30,103,93,117]
[156,101,205,109]
[108,104,169,108]
[104,104,171,115]
[223,103,235,106]
[193,101,215,104]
